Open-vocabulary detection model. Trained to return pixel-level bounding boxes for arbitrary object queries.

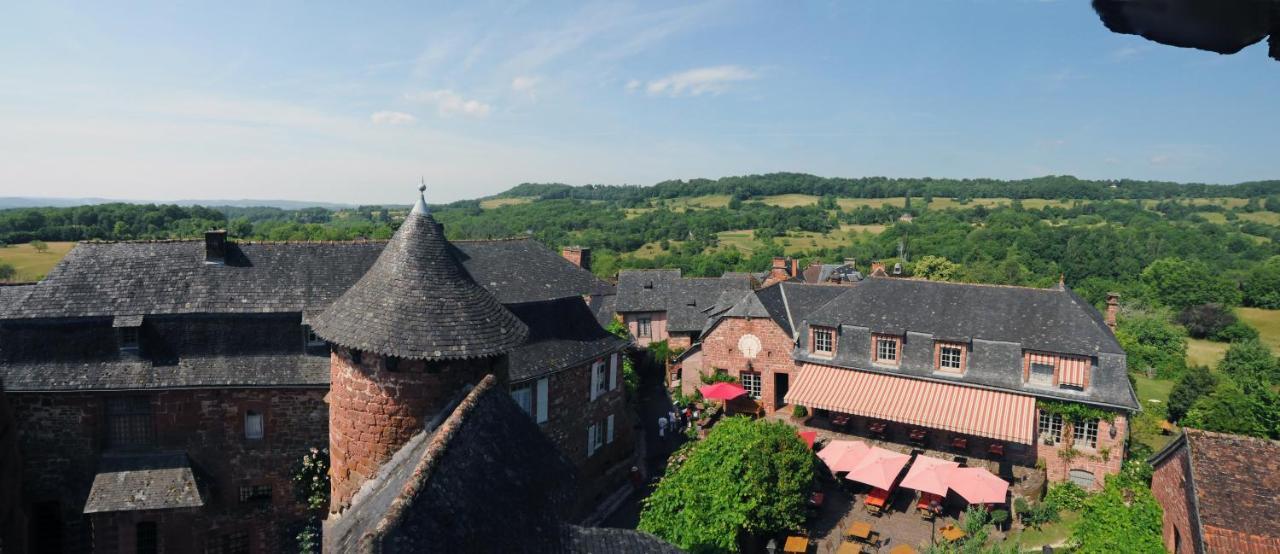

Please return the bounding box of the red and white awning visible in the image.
[784,363,1036,444]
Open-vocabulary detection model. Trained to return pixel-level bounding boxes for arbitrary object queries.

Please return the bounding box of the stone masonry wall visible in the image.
[1151,445,1198,554]
[624,312,667,347]
[10,387,327,553]
[700,317,797,413]
[328,347,501,513]
[1035,412,1127,491]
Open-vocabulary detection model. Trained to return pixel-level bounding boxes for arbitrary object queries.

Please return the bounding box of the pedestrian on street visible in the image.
[658,416,667,439]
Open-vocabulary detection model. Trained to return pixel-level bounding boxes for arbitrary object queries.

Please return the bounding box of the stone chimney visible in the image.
[204,230,227,265]
[1105,292,1120,331]
[869,261,887,277]
[561,246,591,272]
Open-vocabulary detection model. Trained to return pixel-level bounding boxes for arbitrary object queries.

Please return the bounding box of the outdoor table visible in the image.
[940,524,967,542]
[908,428,927,444]
[783,535,808,553]
[831,413,851,430]
[950,436,968,451]
[836,542,862,554]
[868,421,887,438]
[845,521,873,541]
[1160,420,1175,435]
[987,443,1005,457]
[889,545,918,554]
[865,488,890,512]
[916,492,943,517]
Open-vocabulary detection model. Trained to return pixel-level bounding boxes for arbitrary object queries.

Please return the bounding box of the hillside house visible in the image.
[614,269,753,349]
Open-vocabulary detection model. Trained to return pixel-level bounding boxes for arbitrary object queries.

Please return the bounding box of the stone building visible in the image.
[683,276,1138,490]
[0,193,633,552]
[614,269,752,349]
[1150,428,1280,553]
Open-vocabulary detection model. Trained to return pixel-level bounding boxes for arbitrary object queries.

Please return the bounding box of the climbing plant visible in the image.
[1036,399,1115,424]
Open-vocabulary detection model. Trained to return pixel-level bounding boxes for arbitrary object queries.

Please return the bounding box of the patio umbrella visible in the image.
[819,440,870,473]
[844,446,910,490]
[797,430,817,450]
[699,382,747,401]
[899,455,960,497]
[947,467,1009,505]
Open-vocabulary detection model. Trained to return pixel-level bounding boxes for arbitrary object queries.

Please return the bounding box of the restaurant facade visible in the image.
[686,276,1139,490]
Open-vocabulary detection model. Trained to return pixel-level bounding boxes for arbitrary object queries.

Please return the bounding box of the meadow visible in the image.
[0,241,75,281]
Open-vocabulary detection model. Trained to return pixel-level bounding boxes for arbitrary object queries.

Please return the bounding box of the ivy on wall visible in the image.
[1036,399,1116,424]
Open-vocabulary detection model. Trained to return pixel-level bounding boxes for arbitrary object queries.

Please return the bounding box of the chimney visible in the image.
[1105,292,1120,331]
[772,257,788,272]
[789,258,799,278]
[869,261,887,277]
[204,230,227,265]
[561,246,591,272]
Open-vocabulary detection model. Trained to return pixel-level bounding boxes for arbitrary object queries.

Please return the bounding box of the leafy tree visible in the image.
[638,417,814,553]
[293,447,330,554]
[29,239,48,253]
[1070,471,1164,553]
[912,255,961,281]
[1217,339,1280,384]
[1213,320,1259,342]
[1175,303,1236,339]
[1183,379,1270,437]
[1167,365,1216,423]
[1115,312,1187,378]
[0,261,15,281]
[1139,258,1241,310]
[1242,256,1280,308]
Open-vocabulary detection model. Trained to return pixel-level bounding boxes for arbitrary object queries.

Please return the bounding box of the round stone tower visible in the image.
[310,186,529,512]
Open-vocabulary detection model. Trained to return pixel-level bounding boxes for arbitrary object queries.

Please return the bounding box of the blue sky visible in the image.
[1,1,1276,204]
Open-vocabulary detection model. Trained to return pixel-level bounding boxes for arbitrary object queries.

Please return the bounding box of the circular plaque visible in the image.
[738,334,762,359]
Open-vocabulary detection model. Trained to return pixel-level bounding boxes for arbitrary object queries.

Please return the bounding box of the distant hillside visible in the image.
[0,197,355,210]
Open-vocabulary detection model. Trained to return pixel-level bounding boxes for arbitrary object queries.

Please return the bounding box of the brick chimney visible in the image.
[204,230,227,265]
[561,246,591,272]
[1105,292,1120,331]
[869,261,887,277]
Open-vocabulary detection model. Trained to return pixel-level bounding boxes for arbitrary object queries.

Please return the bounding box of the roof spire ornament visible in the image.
[413,177,429,215]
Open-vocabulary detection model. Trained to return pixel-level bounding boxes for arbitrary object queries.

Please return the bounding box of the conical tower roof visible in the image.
[311,186,528,360]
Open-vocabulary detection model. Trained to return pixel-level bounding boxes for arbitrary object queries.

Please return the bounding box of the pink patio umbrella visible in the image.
[844,446,911,491]
[699,382,747,415]
[900,455,960,497]
[947,467,1009,505]
[818,440,870,473]
[797,430,817,450]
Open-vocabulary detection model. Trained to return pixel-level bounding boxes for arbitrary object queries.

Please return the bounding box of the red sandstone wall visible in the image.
[700,317,796,413]
[328,348,499,512]
[1152,446,1198,554]
[624,312,667,347]
[10,387,327,553]
[1034,412,1127,491]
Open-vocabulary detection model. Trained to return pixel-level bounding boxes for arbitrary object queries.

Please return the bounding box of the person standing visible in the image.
[658,416,667,439]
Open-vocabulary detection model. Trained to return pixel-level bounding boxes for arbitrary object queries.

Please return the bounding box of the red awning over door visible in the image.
[784,363,1036,444]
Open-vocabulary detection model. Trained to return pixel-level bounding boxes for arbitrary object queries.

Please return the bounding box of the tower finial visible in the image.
[419,176,426,194]
[412,178,429,215]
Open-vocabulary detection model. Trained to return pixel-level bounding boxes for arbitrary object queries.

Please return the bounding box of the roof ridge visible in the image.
[1186,427,1280,447]
[868,275,1065,293]
[78,239,388,245]
[449,237,534,243]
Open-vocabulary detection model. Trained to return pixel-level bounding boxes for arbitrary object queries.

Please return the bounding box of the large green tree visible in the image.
[1242,255,1280,308]
[1167,365,1216,423]
[1070,466,1164,554]
[1139,257,1242,310]
[639,417,814,553]
[1183,379,1271,438]
[912,255,961,281]
[1115,312,1187,378]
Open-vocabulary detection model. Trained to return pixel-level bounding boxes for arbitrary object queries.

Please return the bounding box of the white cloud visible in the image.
[644,65,758,97]
[404,89,492,118]
[370,111,417,126]
[625,79,641,92]
[511,75,539,92]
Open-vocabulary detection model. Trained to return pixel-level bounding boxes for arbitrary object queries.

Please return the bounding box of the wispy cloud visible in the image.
[370,111,417,126]
[404,90,492,118]
[644,65,758,97]
[1108,45,1145,62]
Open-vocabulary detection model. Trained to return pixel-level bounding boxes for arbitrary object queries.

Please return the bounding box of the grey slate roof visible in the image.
[0,285,34,319]
[615,270,753,332]
[589,292,618,328]
[83,451,204,514]
[310,201,528,361]
[0,354,329,392]
[506,298,629,382]
[325,374,678,553]
[757,282,851,337]
[803,278,1123,356]
[3,239,605,321]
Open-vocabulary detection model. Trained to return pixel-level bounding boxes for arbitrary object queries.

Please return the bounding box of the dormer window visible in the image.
[812,327,836,356]
[1024,352,1091,389]
[935,341,967,374]
[873,334,900,365]
[303,325,325,348]
[119,326,140,354]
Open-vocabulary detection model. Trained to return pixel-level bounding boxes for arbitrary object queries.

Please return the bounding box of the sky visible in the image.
[1,1,1277,205]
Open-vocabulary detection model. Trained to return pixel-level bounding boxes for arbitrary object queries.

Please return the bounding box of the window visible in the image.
[607,414,615,444]
[136,522,157,554]
[937,343,965,373]
[592,360,608,399]
[204,531,249,554]
[302,325,324,347]
[106,397,154,448]
[637,317,652,338]
[874,335,899,364]
[511,379,549,423]
[244,410,264,440]
[120,326,140,353]
[1073,419,1099,449]
[238,485,272,504]
[587,423,605,457]
[1038,411,1063,445]
[1029,362,1055,387]
[512,384,533,416]
[740,372,762,399]
[812,327,835,355]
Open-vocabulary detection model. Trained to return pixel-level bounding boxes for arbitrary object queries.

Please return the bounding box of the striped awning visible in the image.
[785,363,1036,444]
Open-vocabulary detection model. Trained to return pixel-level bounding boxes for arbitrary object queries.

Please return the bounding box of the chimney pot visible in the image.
[772,257,787,270]
[561,246,591,272]
[204,230,227,265]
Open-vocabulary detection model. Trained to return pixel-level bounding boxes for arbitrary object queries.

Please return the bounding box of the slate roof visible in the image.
[0,354,329,391]
[2,239,605,321]
[589,292,618,328]
[0,285,34,319]
[1153,428,1280,543]
[325,374,678,553]
[310,196,528,361]
[804,278,1124,356]
[83,451,204,514]
[506,298,630,382]
[615,270,753,332]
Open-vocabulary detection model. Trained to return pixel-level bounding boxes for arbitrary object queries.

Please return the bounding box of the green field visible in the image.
[479,197,533,209]
[0,241,76,282]
[1006,510,1079,551]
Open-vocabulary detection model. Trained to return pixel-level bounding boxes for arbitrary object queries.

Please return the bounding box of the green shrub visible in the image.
[1212,320,1260,342]
[791,405,808,418]
[1044,482,1088,512]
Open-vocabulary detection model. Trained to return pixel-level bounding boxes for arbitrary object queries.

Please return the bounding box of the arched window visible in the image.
[245,410,264,440]
[1068,469,1095,489]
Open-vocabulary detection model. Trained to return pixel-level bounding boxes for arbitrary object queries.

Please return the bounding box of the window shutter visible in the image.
[589,364,599,401]
[535,378,548,423]
[607,415,615,444]
[587,425,597,457]
[609,354,619,391]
